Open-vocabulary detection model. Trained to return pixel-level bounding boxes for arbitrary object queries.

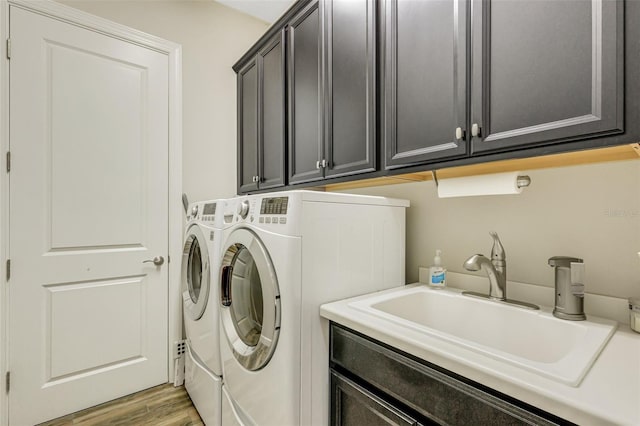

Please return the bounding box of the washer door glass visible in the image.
[182,225,210,321]
[220,228,280,371]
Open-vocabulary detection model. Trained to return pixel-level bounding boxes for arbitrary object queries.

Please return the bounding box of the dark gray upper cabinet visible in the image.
[258,32,286,190]
[288,0,376,185]
[288,0,324,185]
[383,0,468,169]
[237,58,259,193]
[324,0,376,178]
[237,31,286,194]
[235,0,636,193]
[470,0,624,153]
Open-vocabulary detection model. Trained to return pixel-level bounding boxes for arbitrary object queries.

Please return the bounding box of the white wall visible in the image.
[339,159,640,300]
[61,0,269,201]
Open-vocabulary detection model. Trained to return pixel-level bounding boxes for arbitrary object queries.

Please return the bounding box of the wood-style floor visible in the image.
[38,384,203,426]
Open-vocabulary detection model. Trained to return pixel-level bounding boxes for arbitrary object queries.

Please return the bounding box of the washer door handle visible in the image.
[221,265,233,307]
[143,256,164,266]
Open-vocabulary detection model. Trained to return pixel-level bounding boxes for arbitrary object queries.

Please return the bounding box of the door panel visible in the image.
[471,0,624,153]
[259,32,286,190]
[384,0,467,168]
[325,0,376,178]
[288,0,324,184]
[9,6,169,425]
[47,277,146,379]
[49,42,146,249]
[238,59,259,193]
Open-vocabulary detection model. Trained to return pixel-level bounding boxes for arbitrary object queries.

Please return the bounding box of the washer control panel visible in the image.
[256,196,289,225]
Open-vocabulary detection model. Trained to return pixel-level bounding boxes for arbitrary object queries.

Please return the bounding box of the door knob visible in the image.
[143,256,165,266]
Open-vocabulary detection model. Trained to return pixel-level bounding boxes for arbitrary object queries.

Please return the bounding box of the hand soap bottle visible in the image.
[429,250,447,288]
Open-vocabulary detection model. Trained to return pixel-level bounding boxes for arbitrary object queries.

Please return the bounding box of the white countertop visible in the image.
[321,284,640,426]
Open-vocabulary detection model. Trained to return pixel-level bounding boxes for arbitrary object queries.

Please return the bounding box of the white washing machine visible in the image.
[217,190,409,426]
[182,199,227,425]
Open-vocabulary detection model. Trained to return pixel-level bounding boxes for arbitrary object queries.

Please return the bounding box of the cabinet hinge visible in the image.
[6,38,10,60]
[6,151,10,173]
[5,259,10,281]
[5,372,9,393]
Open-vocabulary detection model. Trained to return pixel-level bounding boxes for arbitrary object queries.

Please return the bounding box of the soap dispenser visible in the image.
[429,250,447,288]
[548,256,586,320]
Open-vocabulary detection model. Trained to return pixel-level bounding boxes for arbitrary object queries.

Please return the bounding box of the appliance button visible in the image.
[259,217,264,223]
[265,217,271,224]
[279,217,286,224]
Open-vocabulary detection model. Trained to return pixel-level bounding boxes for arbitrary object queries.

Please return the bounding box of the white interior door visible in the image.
[8,6,169,425]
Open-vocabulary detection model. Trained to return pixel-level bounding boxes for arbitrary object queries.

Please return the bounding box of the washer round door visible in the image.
[220,228,280,372]
[182,224,210,321]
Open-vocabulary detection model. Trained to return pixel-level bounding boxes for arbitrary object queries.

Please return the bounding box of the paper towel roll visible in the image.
[437,171,525,198]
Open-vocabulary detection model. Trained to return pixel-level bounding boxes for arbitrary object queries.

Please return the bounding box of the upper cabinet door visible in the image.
[288,0,324,185]
[258,31,286,190]
[237,58,259,193]
[324,0,376,178]
[383,0,468,169]
[471,0,624,154]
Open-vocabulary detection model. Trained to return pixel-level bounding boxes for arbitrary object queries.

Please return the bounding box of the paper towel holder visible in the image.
[431,170,531,189]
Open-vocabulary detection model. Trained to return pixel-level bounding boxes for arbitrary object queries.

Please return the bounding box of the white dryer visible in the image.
[217,191,409,426]
[182,199,227,425]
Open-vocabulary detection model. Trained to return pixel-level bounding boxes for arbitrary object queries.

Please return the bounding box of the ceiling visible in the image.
[216,0,296,23]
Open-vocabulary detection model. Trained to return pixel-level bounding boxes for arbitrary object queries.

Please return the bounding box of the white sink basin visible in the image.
[349,285,617,386]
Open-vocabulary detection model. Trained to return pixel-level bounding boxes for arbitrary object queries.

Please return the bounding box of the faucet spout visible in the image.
[463,254,506,300]
[461,232,539,310]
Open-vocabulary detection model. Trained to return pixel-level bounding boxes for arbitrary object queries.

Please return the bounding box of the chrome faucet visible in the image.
[463,232,538,310]
[463,232,506,300]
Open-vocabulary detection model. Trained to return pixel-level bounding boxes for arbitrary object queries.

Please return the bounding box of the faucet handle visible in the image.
[489,231,505,261]
[548,256,583,268]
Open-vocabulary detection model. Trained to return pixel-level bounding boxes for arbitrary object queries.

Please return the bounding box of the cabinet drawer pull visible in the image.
[455,127,465,140]
[471,123,481,138]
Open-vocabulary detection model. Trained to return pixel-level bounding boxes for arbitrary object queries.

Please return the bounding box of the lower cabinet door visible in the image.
[331,371,420,426]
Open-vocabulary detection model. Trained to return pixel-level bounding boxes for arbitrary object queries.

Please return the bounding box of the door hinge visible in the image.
[5,259,10,281]
[6,38,10,60]
[5,372,9,393]
[6,151,10,172]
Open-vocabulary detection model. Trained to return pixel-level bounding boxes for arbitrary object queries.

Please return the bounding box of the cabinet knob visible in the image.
[316,160,320,170]
[471,123,481,138]
[320,159,327,168]
[455,127,465,140]
[252,175,260,183]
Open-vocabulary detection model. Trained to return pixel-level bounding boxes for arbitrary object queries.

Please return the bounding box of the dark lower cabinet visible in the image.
[330,323,571,426]
[331,371,421,426]
[470,0,624,153]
